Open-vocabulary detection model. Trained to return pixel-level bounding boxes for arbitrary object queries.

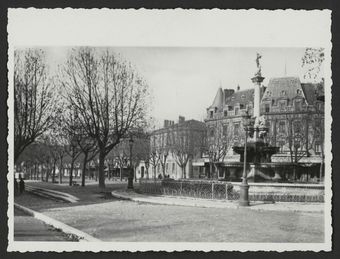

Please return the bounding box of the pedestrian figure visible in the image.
[14,178,18,196]
[19,176,25,194]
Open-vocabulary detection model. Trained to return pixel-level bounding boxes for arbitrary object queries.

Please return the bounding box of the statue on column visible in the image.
[255,52,262,77]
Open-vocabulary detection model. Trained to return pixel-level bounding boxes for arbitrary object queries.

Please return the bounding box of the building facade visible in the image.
[136,117,206,180]
[201,76,324,182]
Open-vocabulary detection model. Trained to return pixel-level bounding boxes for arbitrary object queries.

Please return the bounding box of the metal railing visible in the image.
[139,179,324,202]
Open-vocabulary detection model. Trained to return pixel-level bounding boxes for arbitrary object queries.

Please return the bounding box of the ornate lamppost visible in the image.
[239,112,254,206]
[127,136,134,189]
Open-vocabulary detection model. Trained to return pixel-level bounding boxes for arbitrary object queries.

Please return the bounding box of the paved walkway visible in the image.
[111,190,324,213]
[14,207,73,241]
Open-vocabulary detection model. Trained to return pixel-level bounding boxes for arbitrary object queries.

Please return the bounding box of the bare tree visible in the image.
[61,48,149,188]
[149,136,160,179]
[14,49,55,162]
[76,133,98,187]
[312,101,325,181]
[157,134,170,178]
[171,124,206,179]
[109,142,129,181]
[206,121,233,179]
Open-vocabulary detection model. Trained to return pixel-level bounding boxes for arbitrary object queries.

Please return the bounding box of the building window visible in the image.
[294,121,301,134]
[281,90,286,96]
[214,107,217,113]
[209,128,215,137]
[223,124,229,136]
[279,101,286,110]
[228,106,233,111]
[235,107,239,116]
[295,100,301,112]
[279,121,286,133]
[265,103,270,113]
[315,142,321,154]
[234,123,240,136]
[240,104,244,109]
[224,110,228,117]
[210,111,213,118]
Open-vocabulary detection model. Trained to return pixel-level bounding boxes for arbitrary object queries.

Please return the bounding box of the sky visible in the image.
[42,47,315,125]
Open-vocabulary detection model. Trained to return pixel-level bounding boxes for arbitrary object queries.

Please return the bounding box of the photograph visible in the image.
[7,9,332,252]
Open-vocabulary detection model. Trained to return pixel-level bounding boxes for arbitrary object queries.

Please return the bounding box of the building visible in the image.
[136,116,206,180]
[201,76,324,182]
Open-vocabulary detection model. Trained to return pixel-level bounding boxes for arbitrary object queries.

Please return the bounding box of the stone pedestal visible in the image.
[251,75,265,119]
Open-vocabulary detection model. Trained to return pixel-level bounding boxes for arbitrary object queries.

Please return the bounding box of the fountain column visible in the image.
[251,75,264,119]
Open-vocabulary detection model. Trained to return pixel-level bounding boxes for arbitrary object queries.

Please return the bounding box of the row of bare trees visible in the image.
[146,123,206,179]
[14,47,151,188]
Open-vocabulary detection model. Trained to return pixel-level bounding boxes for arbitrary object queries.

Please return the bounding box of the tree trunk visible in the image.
[82,152,88,187]
[162,165,166,178]
[34,163,37,180]
[69,160,75,186]
[209,162,213,179]
[134,166,137,182]
[52,162,56,183]
[146,166,149,179]
[153,166,157,179]
[59,158,63,184]
[98,151,106,188]
[182,166,186,179]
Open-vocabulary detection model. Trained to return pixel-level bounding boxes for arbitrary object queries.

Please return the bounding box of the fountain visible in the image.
[232,53,280,182]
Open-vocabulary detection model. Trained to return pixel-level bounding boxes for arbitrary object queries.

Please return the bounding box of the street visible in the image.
[14,207,76,241]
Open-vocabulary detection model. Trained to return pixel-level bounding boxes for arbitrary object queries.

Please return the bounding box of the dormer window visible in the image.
[295,100,301,112]
[297,89,302,95]
[214,107,217,113]
[210,110,213,118]
[266,91,272,97]
[281,90,286,96]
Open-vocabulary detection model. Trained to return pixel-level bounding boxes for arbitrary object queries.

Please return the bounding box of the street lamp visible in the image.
[127,136,134,189]
[239,112,252,206]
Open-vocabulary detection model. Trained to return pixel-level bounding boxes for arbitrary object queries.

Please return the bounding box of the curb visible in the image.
[111,191,238,209]
[14,203,100,242]
[111,191,324,213]
[26,185,80,203]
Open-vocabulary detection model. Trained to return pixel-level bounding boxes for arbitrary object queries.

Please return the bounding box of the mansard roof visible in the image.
[301,82,324,104]
[262,77,306,101]
[224,88,254,107]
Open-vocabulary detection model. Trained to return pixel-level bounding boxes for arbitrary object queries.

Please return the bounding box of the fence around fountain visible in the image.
[138,179,324,202]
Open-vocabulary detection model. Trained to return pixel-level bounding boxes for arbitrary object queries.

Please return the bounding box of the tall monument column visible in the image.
[251,53,265,119]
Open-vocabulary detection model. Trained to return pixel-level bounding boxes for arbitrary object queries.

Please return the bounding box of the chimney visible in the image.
[164,120,169,128]
[237,85,240,91]
[178,116,185,123]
